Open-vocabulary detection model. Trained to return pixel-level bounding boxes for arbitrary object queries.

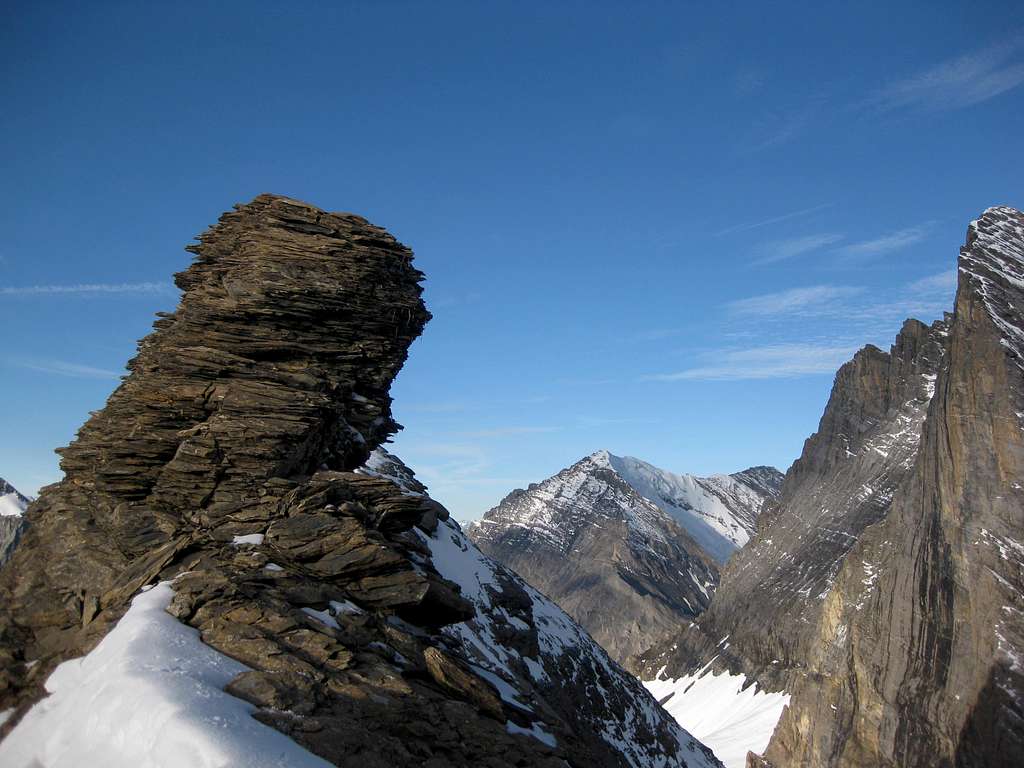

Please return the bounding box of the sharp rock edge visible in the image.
[640,206,1024,768]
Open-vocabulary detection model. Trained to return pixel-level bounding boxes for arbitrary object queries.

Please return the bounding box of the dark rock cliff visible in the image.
[0,195,717,768]
[761,206,1024,768]
[640,206,1024,768]
[638,316,947,691]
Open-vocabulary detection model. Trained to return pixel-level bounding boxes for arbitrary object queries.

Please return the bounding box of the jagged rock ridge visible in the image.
[761,205,1024,768]
[640,206,1024,768]
[639,315,948,691]
[470,450,781,669]
[0,195,719,768]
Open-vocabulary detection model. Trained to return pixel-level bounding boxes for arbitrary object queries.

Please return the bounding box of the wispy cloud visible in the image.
[751,233,845,265]
[834,224,932,259]
[748,107,817,151]
[907,268,957,294]
[576,415,658,427]
[623,327,689,343]
[642,343,859,382]
[728,285,862,317]
[867,38,1024,112]
[713,203,832,237]
[733,68,765,95]
[14,359,123,379]
[456,426,560,439]
[0,282,175,296]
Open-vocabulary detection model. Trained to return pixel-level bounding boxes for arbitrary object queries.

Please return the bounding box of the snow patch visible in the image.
[231,533,264,546]
[0,582,333,768]
[645,665,789,768]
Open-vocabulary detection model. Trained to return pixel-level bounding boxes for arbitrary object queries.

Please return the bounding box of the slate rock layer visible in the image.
[0,195,710,767]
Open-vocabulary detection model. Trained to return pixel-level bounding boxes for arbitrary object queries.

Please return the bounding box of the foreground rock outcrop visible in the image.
[471,450,781,670]
[0,195,719,768]
[641,206,1024,768]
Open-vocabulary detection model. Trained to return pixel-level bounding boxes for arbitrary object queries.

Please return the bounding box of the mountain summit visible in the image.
[469,451,781,668]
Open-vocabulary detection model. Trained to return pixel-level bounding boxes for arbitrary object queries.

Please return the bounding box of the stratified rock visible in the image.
[761,206,1024,768]
[471,450,780,670]
[641,206,1024,768]
[0,195,719,768]
[639,316,947,691]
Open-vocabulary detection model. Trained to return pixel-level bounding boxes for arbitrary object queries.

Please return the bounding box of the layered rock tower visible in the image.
[0,195,713,768]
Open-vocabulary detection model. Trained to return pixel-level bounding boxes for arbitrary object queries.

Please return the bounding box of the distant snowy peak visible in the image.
[469,451,781,669]
[474,451,779,564]
[594,451,779,563]
[0,478,30,518]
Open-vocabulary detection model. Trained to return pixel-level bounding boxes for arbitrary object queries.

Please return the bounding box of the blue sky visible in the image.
[2,2,1022,519]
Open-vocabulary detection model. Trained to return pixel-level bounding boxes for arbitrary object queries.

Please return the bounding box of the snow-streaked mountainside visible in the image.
[0,478,30,565]
[468,451,781,669]
[0,478,30,519]
[362,449,723,768]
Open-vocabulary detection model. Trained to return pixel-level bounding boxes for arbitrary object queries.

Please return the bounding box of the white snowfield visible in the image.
[0,582,332,768]
[644,660,790,768]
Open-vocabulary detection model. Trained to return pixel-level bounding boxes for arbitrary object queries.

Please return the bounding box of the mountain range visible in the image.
[1,196,1022,768]
[639,205,1024,767]
[469,451,782,668]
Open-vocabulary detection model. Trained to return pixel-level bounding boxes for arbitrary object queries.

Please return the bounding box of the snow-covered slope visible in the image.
[645,656,790,768]
[469,452,780,669]
[603,452,777,563]
[0,582,332,768]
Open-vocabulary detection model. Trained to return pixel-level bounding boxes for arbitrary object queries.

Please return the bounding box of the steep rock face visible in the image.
[0,195,717,768]
[0,478,30,565]
[470,451,780,669]
[761,206,1024,768]
[638,316,947,692]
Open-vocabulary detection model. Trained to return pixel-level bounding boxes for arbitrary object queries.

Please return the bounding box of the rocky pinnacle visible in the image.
[0,195,701,767]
